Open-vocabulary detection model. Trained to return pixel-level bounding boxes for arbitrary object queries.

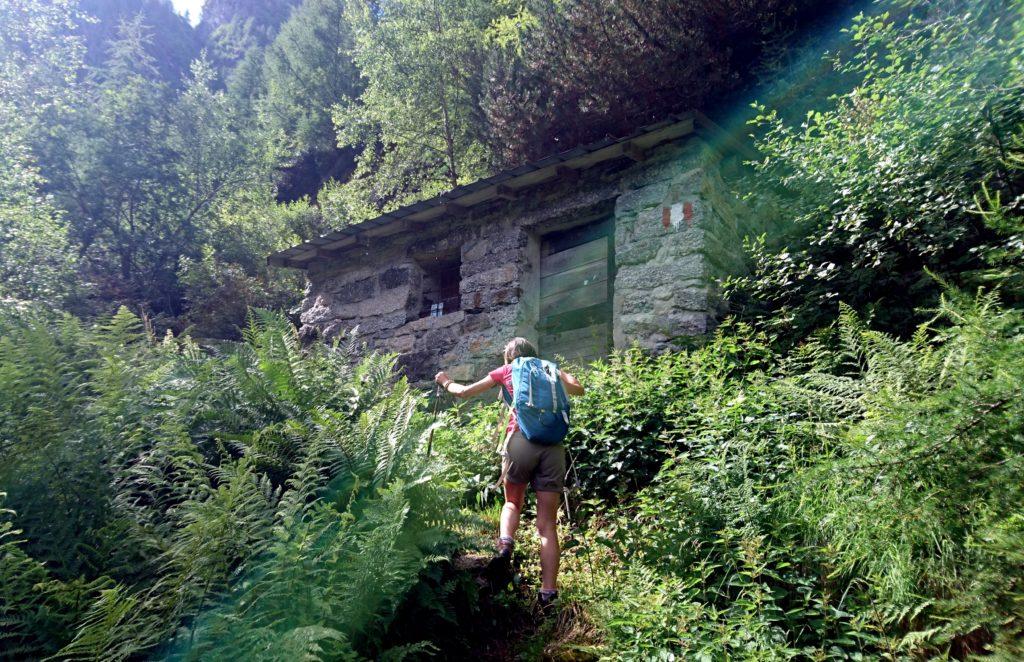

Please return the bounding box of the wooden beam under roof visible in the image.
[495,184,518,201]
[621,141,647,162]
[307,247,339,261]
[320,235,358,251]
[268,112,703,269]
[444,201,469,216]
[693,110,759,161]
[556,165,579,182]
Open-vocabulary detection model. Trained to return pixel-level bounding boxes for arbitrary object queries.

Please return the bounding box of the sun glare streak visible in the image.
[170,0,203,26]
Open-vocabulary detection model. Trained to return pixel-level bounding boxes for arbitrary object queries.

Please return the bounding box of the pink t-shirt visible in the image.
[488,365,517,434]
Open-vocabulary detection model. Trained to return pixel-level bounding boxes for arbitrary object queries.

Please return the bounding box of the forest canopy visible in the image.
[0,0,845,336]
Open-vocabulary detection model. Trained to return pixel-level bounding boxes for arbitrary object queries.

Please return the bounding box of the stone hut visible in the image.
[268,113,749,383]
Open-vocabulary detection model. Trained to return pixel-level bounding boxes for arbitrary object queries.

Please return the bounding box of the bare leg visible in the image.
[535,490,561,591]
[501,480,527,541]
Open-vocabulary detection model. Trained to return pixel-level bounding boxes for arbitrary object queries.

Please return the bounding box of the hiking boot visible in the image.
[483,537,515,592]
[537,589,558,610]
[495,536,514,562]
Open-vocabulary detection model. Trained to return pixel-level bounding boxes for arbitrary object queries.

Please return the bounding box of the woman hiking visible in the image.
[434,337,584,607]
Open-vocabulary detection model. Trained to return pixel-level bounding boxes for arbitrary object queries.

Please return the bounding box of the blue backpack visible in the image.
[501,356,570,445]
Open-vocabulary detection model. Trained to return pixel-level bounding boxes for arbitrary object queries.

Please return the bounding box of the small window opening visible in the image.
[417,253,461,319]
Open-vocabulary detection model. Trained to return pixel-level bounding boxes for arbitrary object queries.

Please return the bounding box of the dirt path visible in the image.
[450,552,599,661]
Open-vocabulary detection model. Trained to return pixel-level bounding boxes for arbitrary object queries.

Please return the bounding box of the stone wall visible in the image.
[611,139,745,352]
[297,135,745,383]
[301,218,524,383]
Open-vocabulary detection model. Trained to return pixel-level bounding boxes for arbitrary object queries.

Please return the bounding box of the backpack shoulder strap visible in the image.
[498,363,514,406]
[492,390,515,488]
[491,389,512,450]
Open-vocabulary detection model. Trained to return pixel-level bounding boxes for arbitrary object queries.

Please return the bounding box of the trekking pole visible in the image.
[426,384,441,457]
[564,449,598,595]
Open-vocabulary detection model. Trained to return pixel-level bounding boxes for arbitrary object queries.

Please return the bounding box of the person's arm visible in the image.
[434,371,497,399]
[558,370,585,396]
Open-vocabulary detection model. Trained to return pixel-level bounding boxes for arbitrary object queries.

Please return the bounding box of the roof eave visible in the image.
[269,112,715,270]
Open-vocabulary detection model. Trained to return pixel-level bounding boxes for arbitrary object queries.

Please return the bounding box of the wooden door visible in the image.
[538,218,614,364]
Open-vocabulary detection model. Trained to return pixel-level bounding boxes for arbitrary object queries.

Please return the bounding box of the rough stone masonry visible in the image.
[285,127,747,384]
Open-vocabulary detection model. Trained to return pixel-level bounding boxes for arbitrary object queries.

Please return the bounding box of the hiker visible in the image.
[435,337,584,607]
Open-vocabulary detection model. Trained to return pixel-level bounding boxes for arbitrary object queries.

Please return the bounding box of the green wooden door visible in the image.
[538,218,614,364]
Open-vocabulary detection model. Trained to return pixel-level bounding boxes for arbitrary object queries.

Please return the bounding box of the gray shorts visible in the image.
[502,429,566,493]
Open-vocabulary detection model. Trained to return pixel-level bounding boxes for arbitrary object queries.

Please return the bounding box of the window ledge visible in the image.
[401,309,466,333]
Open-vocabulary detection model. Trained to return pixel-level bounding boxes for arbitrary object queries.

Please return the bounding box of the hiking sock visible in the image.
[538,589,558,605]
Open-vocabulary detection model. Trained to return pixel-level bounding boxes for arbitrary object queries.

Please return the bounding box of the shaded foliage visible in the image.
[561,325,773,503]
[480,0,843,165]
[576,291,1024,659]
[2,0,303,333]
[731,0,1024,340]
[0,0,83,305]
[198,0,299,75]
[75,0,202,85]
[262,0,359,160]
[437,289,1024,659]
[0,306,461,659]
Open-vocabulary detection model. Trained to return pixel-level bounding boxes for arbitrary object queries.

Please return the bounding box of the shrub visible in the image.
[564,322,772,503]
[178,247,301,340]
[557,290,1024,659]
[733,0,1024,341]
[0,304,461,659]
[428,399,508,506]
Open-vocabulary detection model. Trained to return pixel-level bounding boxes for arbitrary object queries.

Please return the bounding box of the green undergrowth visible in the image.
[433,289,1024,660]
[0,305,497,660]
[5,290,1020,660]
